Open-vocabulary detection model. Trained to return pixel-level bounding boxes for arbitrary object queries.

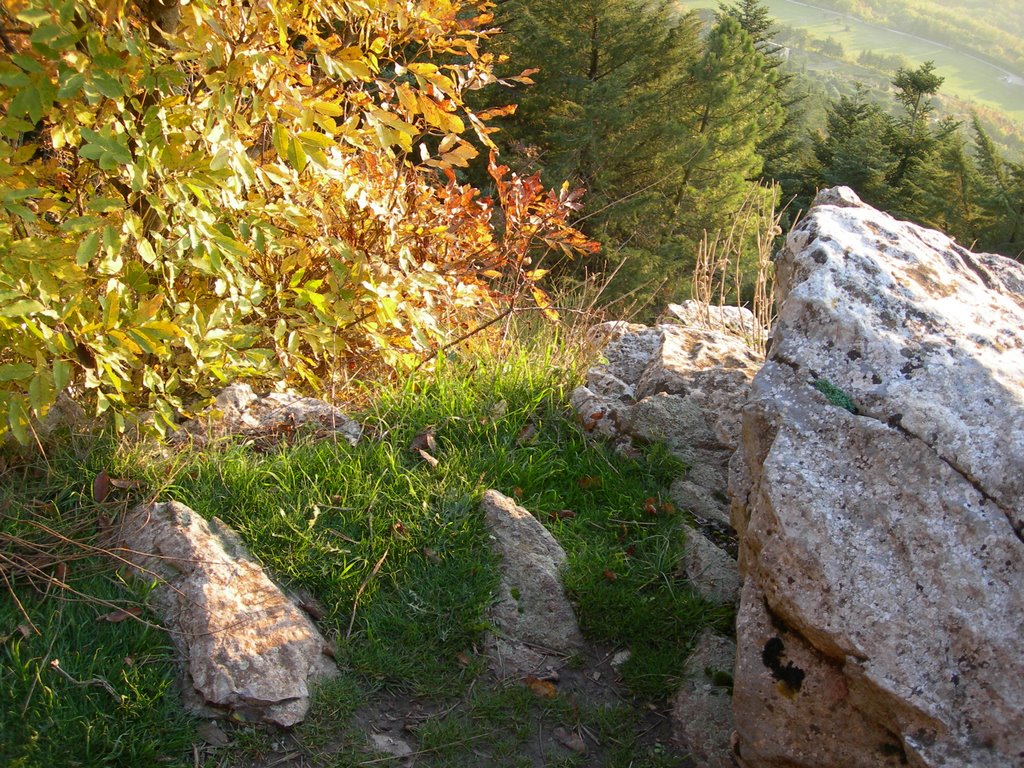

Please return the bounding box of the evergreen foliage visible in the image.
[486,0,785,302]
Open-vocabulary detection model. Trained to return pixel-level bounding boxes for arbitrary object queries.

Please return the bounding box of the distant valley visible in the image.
[674,0,1024,153]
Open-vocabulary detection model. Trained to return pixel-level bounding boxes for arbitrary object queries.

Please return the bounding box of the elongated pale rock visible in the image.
[119,501,337,726]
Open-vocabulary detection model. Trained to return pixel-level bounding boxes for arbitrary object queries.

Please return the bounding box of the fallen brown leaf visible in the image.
[96,606,142,623]
[198,720,232,747]
[417,448,440,468]
[577,476,602,490]
[553,726,587,754]
[409,429,437,454]
[92,470,111,502]
[603,569,618,582]
[550,509,576,521]
[515,423,537,446]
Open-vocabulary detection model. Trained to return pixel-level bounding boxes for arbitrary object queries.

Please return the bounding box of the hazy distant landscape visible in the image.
[675,0,1024,149]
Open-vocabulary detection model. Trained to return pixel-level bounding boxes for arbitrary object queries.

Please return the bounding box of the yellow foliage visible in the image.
[0,0,597,440]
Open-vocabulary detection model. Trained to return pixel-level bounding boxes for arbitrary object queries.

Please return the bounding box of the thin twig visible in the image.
[0,565,39,634]
[49,658,121,701]
[346,548,389,640]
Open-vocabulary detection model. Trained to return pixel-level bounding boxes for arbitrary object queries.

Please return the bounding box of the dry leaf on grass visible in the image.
[96,606,142,623]
[524,674,558,698]
[417,449,440,468]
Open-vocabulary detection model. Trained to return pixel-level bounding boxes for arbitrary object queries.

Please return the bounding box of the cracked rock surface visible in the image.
[730,187,1024,768]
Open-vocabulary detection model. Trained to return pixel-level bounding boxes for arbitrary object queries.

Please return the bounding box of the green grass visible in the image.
[1,322,727,766]
[0,442,198,768]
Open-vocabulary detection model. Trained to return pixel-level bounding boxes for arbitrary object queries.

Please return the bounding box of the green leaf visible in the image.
[8,396,30,445]
[28,372,54,416]
[0,299,46,317]
[0,363,35,381]
[76,230,101,265]
[138,238,157,264]
[53,359,72,390]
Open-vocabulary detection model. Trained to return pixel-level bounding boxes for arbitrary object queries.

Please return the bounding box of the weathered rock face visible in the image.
[672,629,739,768]
[731,187,1024,768]
[572,321,761,538]
[118,501,337,726]
[482,490,584,677]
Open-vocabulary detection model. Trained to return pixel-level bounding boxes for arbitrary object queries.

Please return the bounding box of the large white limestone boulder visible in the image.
[730,187,1024,768]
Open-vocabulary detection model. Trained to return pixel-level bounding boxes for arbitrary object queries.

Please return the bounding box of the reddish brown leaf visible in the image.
[512,486,523,498]
[643,498,658,516]
[97,606,142,623]
[624,545,636,557]
[603,569,618,582]
[524,675,558,699]
[659,501,676,515]
[410,430,437,454]
[92,470,111,502]
[577,476,602,490]
[515,423,537,446]
[456,651,472,667]
[550,509,576,521]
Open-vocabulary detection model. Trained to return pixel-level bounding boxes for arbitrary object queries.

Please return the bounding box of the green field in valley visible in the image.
[673,0,1024,125]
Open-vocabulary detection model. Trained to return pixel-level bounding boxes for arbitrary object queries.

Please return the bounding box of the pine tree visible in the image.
[717,0,810,202]
[486,0,703,264]
[671,16,784,246]
[886,61,946,215]
[812,86,895,206]
[972,117,1024,257]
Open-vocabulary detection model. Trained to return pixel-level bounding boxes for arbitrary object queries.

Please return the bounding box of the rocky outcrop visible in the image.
[573,315,761,767]
[118,501,337,726]
[572,320,761,537]
[730,187,1024,768]
[482,490,584,677]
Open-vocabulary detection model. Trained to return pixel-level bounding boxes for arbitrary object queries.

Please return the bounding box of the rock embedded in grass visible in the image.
[481,489,584,678]
[172,383,362,447]
[116,500,338,727]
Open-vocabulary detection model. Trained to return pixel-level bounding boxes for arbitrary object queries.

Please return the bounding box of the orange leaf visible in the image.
[530,286,559,322]
[524,675,558,698]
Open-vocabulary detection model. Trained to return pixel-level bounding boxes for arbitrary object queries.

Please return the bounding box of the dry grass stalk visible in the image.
[691,184,783,353]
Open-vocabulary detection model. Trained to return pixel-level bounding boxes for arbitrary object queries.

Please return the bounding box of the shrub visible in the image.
[0,0,596,441]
